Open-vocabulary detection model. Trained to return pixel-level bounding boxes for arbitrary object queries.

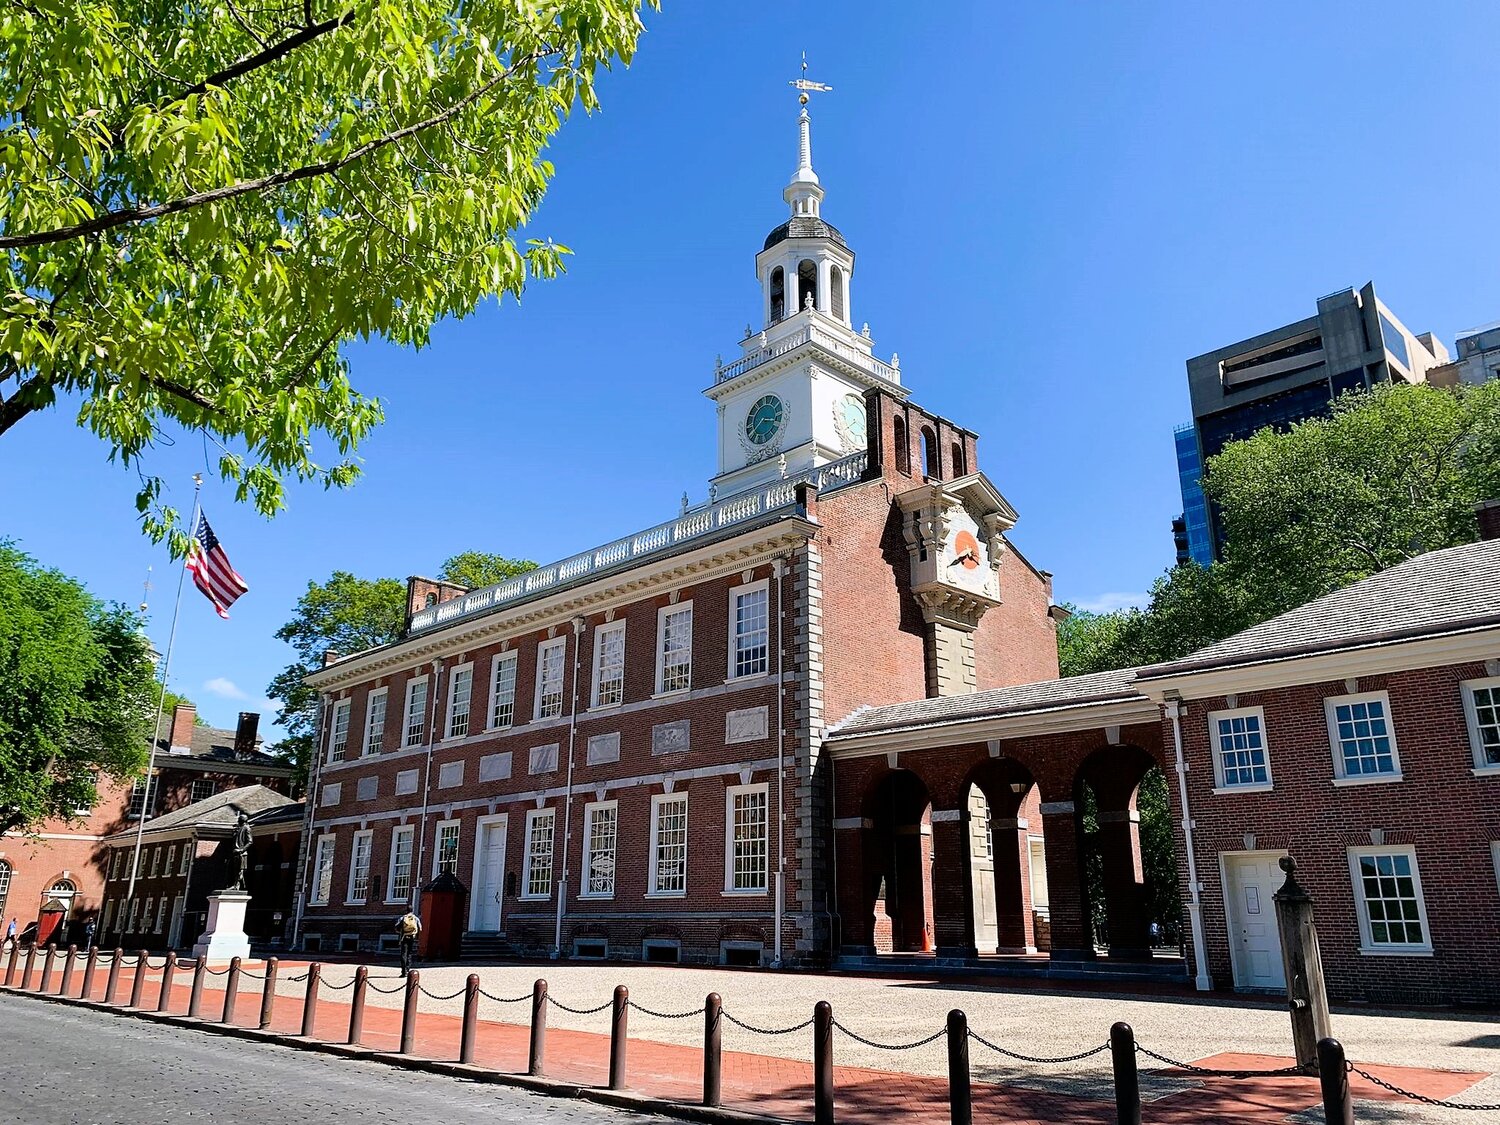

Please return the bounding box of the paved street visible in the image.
[0,996,688,1125]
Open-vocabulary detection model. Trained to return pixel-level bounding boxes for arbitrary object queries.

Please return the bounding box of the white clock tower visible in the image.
[706,79,908,498]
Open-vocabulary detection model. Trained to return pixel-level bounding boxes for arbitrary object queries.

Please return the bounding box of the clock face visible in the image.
[839,394,867,448]
[953,530,981,570]
[745,394,785,446]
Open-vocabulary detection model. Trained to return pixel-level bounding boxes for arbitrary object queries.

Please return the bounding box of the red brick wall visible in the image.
[974,550,1059,690]
[1175,661,1500,1005]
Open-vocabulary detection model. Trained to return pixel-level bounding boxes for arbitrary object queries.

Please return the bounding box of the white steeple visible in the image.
[785,103,824,219]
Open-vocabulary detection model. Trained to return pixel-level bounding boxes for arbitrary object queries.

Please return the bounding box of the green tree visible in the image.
[1,0,650,551]
[437,551,537,589]
[0,543,158,835]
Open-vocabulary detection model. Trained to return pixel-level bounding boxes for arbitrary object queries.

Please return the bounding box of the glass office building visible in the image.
[1173,424,1214,567]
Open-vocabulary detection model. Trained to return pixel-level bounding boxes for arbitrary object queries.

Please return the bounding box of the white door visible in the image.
[469,816,507,932]
[1223,853,1286,991]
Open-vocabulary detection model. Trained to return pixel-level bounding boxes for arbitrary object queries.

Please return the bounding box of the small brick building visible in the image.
[0,704,292,947]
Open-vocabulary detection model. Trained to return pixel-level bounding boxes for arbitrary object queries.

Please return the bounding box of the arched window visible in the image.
[424,592,438,607]
[830,266,845,322]
[797,259,818,312]
[49,879,75,895]
[0,860,11,917]
[893,416,910,475]
[951,440,967,476]
[769,266,785,323]
[921,426,940,480]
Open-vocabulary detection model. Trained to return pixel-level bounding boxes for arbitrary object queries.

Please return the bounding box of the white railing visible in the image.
[407,451,870,635]
[713,322,899,386]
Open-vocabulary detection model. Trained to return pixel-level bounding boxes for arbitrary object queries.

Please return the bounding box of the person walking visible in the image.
[4,918,15,954]
[82,918,96,950]
[394,910,422,977]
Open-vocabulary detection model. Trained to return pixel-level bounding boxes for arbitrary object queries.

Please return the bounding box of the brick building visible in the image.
[827,536,1500,1005]
[295,97,1060,964]
[0,703,292,947]
[97,785,302,951]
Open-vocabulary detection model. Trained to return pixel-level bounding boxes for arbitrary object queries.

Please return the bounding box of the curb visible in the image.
[0,985,794,1125]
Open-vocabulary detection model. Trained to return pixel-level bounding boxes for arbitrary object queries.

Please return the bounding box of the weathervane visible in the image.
[789,52,832,106]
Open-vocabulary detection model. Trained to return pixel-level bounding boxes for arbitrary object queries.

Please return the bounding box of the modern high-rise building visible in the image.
[1173,282,1450,563]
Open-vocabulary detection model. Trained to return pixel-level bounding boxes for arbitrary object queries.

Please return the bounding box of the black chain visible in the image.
[832,1017,947,1051]
[365,978,408,994]
[1136,1044,1306,1079]
[626,1000,704,1020]
[968,1030,1111,1065]
[319,976,356,991]
[478,988,532,1004]
[202,965,229,976]
[1348,1063,1500,1111]
[721,1010,815,1036]
[283,971,310,983]
[237,969,265,981]
[545,995,614,1015]
[418,984,468,1002]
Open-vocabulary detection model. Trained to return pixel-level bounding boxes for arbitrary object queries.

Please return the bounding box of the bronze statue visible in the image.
[225,807,252,892]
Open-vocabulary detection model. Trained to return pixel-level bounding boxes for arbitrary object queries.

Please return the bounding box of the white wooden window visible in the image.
[329,699,351,762]
[148,846,160,878]
[1326,692,1401,781]
[446,663,473,739]
[489,652,518,729]
[1461,677,1500,773]
[581,801,618,898]
[649,794,688,896]
[1348,846,1432,953]
[165,844,177,873]
[403,676,428,747]
[101,899,115,934]
[348,830,373,904]
[109,850,121,879]
[364,688,388,755]
[592,621,627,708]
[434,820,461,877]
[522,810,555,899]
[387,825,415,903]
[657,603,693,694]
[127,899,140,933]
[310,834,335,905]
[154,898,169,934]
[730,582,769,679]
[1028,837,1049,911]
[190,779,215,803]
[535,639,566,720]
[1207,707,1272,790]
[725,783,769,893]
[128,775,157,819]
[178,844,191,875]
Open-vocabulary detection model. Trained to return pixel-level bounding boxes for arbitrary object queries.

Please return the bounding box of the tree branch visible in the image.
[0,373,54,437]
[2,48,555,251]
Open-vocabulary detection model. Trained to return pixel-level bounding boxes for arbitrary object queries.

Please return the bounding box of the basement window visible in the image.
[573,939,607,960]
[720,941,764,968]
[643,939,681,964]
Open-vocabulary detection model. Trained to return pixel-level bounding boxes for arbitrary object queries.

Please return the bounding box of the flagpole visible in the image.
[124,475,203,920]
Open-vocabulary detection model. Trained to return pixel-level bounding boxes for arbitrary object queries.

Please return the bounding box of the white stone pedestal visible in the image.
[192,891,252,962]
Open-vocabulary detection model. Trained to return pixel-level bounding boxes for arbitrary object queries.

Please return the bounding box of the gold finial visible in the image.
[790,50,832,107]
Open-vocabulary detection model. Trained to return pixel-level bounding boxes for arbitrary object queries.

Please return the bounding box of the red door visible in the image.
[35,909,64,946]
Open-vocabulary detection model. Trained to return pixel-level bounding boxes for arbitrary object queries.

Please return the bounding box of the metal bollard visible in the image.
[609,985,629,1090]
[460,974,480,1065]
[399,969,420,1055]
[4,939,19,986]
[947,1009,971,1125]
[348,966,368,1045]
[1110,1022,1142,1125]
[703,992,723,1106]
[157,951,177,1012]
[1317,1038,1355,1125]
[258,957,280,1029]
[39,943,57,993]
[222,956,242,1024]
[20,944,37,990]
[188,958,207,1018]
[104,948,123,1004]
[60,945,78,996]
[814,1000,834,1125]
[528,979,547,1076]
[301,963,322,1038]
[129,950,149,1008]
[81,947,100,1000]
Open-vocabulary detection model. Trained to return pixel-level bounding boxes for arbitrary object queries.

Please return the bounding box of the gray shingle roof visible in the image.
[763,215,847,251]
[156,722,288,773]
[826,667,1147,740]
[110,784,293,840]
[1139,538,1500,680]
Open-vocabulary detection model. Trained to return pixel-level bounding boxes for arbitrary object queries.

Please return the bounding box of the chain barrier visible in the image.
[832,1017,947,1052]
[283,971,310,983]
[625,1000,705,1020]
[318,976,357,991]
[1135,1043,1306,1079]
[477,988,532,1004]
[545,994,614,1016]
[968,1029,1111,1065]
[418,984,469,1002]
[1348,1062,1500,1111]
[202,965,230,976]
[721,1010,816,1036]
[365,978,408,994]
[237,969,266,981]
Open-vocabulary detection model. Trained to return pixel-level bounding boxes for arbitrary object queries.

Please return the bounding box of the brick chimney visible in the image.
[1477,499,1500,542]
[234,712,260,758]
[169,702,196,754]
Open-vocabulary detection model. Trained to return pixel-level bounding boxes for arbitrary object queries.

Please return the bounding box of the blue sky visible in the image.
[4,1,1498,740]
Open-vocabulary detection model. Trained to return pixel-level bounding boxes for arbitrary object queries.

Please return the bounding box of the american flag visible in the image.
[185,513,248,619]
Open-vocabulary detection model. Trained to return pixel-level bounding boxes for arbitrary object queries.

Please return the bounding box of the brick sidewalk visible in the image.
[5,954,1492,1124]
